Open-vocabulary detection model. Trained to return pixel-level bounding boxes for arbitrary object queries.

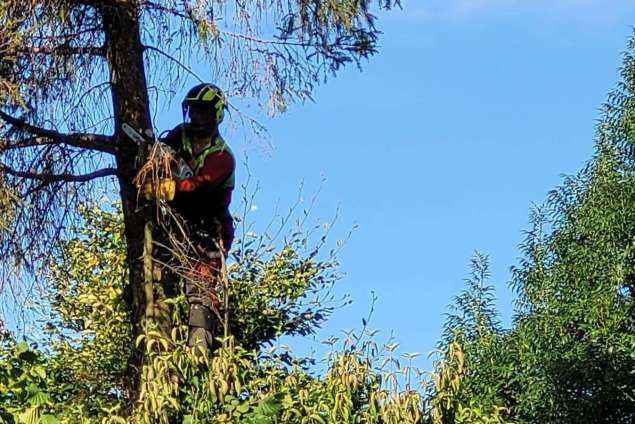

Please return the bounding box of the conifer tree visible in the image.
[0,0,399,401]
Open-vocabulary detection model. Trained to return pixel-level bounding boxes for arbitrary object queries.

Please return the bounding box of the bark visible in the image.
[99,0,155,406]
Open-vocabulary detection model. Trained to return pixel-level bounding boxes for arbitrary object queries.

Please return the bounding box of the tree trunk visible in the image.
[100,1,154,406]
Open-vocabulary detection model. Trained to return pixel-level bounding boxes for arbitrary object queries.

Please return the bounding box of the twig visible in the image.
[143,45,203,83]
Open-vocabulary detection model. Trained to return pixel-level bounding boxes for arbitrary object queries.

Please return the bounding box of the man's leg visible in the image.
[185,252,222,356]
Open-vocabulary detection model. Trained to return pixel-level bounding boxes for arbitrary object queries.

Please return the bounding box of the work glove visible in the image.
[176,178,196,192]
[140,178,176,201]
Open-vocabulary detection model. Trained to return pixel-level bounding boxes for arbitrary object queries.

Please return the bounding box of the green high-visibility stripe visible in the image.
[186,85,221,103]
[181,130,235,188]
[201,89,217,101]
[182,125,193,155]
[185,86,206,102]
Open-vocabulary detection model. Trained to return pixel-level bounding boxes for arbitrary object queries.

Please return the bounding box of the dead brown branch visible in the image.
[19,45,105,56]
[0,111,116,154]
[1,164,117,182]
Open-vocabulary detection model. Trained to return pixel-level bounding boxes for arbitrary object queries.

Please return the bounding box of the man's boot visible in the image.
[188,303,215,357]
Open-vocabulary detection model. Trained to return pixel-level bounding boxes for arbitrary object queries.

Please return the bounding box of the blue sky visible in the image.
[159,1,635,368]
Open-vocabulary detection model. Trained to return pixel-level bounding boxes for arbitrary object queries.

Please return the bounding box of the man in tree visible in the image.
[146,83,235,353]
[0,0,398,404]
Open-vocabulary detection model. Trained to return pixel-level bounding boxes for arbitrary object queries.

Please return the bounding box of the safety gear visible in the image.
[186,257,221,355]
[189,304,215,329]
[182,83,226,133]
[140,179,176,201]
[181,132,235,189]
[161,123,235,250]
[184,256,223,359]
[188,326,214,357]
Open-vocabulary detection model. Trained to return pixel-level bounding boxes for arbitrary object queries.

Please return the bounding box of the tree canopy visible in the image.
[0,0,400,402]
[1,2,635,424]
[0,0,399,312]
[431,33,635,424]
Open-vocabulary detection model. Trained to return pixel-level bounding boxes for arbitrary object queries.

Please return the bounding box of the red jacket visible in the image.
[162,124,235,251]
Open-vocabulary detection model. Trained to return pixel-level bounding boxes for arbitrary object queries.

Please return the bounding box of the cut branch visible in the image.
[1,164,117,182]
[0,111,116,154]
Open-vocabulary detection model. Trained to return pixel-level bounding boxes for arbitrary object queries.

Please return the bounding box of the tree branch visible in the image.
[143,45,203,83]
[0,136,56,150]
[141,1,189,19]
[0,111,116,154]
[19,45,105,56]
[1,164,117,183]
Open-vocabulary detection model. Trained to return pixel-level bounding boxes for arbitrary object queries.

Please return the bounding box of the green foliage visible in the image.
[502,33,635,424]
[0,336,56,424]
[45,203,133,416]
[429,31,635,424]
[129,330,425,424]
[5,16,635,424]
[443,253,501,343]
[228,239,339,350]
[428,255,513,424]
[506,152,635,422]
[0,200,427,422]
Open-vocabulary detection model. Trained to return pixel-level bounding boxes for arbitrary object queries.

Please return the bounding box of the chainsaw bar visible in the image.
[122,123,146,145]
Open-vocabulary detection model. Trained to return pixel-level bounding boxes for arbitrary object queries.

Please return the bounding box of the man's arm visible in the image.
[159,125,183,151]
[176,150,234,192]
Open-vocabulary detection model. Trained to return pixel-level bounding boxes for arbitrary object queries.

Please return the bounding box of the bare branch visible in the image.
[0,111,116,154]
[0,136,56,150]
[19,45,105,56]
[219,29,358,49]
[1,164,117,182]
[142,1,189,20]
[143,45,203,83]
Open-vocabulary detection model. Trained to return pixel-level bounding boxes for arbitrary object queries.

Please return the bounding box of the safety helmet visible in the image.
[181,83,226,124]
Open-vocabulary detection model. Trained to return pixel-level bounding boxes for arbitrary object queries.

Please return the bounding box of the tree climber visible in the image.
[145,83,235,354]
